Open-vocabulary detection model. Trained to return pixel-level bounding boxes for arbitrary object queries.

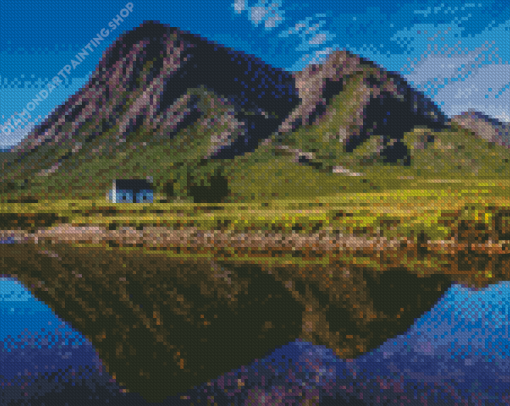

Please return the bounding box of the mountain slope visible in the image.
[2,20,299,195]
[450,109,510,147]
[1,20,509,204]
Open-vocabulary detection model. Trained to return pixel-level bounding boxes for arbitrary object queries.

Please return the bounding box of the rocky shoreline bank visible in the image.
[0,224,406,250]
[1,223,509,258]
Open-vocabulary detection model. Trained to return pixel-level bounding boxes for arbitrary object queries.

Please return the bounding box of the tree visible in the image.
[162,179,175,199]
[188,167,230,204]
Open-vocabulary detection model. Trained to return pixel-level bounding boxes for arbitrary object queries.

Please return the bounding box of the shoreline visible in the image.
[3,224,510,291]
[0,224,407,249]
[1,223,509,257]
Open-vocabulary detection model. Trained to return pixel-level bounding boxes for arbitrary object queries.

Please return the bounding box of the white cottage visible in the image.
[109,179,154,203]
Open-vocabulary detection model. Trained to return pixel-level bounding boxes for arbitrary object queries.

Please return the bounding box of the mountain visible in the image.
[450,109,510,148]
[272,48,449,154]
[0,20,463,203]
[4,20,299,182]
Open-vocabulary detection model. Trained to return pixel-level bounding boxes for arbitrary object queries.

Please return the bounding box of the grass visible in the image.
[3,177,510,243]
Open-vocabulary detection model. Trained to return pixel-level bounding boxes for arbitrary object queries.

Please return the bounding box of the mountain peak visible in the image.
[2,21,483,201]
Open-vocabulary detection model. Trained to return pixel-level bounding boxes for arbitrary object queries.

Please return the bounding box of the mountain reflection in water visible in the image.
[1,237,510,405]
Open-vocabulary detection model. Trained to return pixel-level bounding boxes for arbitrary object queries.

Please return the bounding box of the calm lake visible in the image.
[1,236,510,405]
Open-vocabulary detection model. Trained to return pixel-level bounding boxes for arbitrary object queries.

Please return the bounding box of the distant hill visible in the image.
[1,20,508,203]
[450,109,510,147]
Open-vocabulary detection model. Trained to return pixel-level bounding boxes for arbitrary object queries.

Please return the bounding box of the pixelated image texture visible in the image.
[1,0,510,405]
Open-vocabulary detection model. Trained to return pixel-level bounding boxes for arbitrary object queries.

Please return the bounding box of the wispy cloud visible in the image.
[398,18,510,118]
[234,0,285,29]
[233,0,510,120]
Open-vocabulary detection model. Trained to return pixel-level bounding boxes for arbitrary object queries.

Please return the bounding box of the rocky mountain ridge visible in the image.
[449,108,510,147]
[8,20,299,167]
[1,19,461,201]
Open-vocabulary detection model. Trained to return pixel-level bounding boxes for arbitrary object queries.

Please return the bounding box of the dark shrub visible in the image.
[1,179,28,194]
[380,139,411,165]
[163,180,175,198]
[0,181,16,193]
[188,169,230,204]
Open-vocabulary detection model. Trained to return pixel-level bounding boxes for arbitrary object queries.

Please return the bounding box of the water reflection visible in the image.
[2,238,510,404]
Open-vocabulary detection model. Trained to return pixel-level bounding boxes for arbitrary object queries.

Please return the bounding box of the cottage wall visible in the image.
[109,179,153,203]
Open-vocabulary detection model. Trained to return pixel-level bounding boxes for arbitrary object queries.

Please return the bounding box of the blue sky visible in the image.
[0,0,509,148]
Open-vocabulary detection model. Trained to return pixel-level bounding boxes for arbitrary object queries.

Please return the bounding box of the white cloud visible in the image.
[231,0,509,121]
[239,0,285,29]
[265,15,282,28]
[250,6,267,25]
[309,33,327,45]
[306,47,336,65]
[495,112,510,123]
[233,0,246,14]
[403,45,510,119]
[413,1,479,18]
[392,15,510,120]
[0,73,92,147]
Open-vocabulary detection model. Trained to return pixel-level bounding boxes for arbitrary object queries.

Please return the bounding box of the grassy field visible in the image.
[2,176,510,243]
